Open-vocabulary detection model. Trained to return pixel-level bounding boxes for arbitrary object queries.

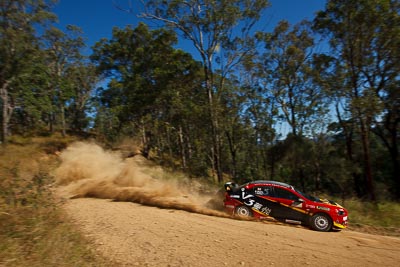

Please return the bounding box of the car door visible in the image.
[270,187,306,221]
[252,185,282,217]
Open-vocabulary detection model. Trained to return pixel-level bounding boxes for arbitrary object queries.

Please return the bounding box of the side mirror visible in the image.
[292,198,304,206]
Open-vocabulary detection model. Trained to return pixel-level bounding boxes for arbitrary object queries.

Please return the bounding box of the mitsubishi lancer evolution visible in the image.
[224,180,348,231]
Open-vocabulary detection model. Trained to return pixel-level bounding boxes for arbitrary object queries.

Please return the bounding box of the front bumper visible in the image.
[333,216,348,229]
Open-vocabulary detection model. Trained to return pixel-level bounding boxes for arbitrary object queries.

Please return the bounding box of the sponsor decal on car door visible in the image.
[251,186,281,217]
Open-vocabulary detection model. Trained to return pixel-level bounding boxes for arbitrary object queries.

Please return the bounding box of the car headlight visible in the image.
[335,209,345,215]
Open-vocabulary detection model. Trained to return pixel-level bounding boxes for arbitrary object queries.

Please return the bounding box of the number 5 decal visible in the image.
[241,188,255,206]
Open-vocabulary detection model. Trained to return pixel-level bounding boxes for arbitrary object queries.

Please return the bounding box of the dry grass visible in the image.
[0,135,114,267]
[344,198,400,237]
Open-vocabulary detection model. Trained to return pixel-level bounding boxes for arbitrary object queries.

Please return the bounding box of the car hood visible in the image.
[317,198,345,209]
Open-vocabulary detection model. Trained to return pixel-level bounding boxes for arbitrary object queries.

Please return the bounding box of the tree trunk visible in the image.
[60,104,66,137]
[269,150,275,180]
[48,113,54,133]
[226,130,237,180]
[390,144,400,199]
[178,125,187,169]
[335,103,365,197]
[204,65,223,183]
[374,115,400,199]
[360,118,376,201]
[1,86,8,144]
[385,112,400,199]
[389,125,400,199]
[314,161,321,191]
[141,124,150,158]
[1,81,13,144]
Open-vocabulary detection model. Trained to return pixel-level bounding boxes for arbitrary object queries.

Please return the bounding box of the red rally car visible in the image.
[224,180,348,232]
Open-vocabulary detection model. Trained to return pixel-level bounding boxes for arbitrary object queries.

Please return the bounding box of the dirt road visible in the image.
[63,198,400,267]
[55,142,400,266]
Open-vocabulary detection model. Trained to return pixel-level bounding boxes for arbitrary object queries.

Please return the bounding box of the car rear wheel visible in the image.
[235,206,253,217]
[310,213,332,232]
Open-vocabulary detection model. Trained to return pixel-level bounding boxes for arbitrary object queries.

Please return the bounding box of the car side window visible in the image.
[273,187,298,200]
[254,186,273,196]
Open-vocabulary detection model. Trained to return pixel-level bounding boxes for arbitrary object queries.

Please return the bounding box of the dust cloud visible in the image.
[55,142,229,218]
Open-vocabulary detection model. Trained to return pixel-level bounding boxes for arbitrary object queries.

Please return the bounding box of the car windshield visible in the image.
[294,188,321,202]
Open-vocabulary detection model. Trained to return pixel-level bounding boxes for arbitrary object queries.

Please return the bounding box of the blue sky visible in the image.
[53,0,327,56]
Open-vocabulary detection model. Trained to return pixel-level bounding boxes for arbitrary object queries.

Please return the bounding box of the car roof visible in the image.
[247,180,293,189]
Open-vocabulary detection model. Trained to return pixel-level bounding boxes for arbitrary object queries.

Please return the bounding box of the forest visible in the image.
[1,0,399,201]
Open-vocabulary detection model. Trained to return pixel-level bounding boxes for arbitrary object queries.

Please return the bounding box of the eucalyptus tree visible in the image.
[0,0,56,143]
[91,23,205,163]
[250,20,330,189]
[255,20,327,137]
[65,62,98,133]
[8,48,54,134]
[139,0,269,182]
[314,0,400,200]
[367,1,400,199]
[233,67,280,181]
[92,24,173,142]
[42,25,86,136]
[149,48,206,169]
[312,54,366,197]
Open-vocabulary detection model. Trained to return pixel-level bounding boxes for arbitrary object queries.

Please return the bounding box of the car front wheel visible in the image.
[235,206,253,217]
[310,213,332,232]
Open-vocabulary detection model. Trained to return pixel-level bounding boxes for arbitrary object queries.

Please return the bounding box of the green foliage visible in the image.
[0,0,399,201]
[345,199,400,236]
[91,23,210,172]
[92,23,182,122]
[0,0,57,142]
[41,24,91,136]
[313,0,400,199]
[141,0,271,182]
[143,0,270,66]
[0,1,95,140]
[254,20,328,137]
[64,63,98,132]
